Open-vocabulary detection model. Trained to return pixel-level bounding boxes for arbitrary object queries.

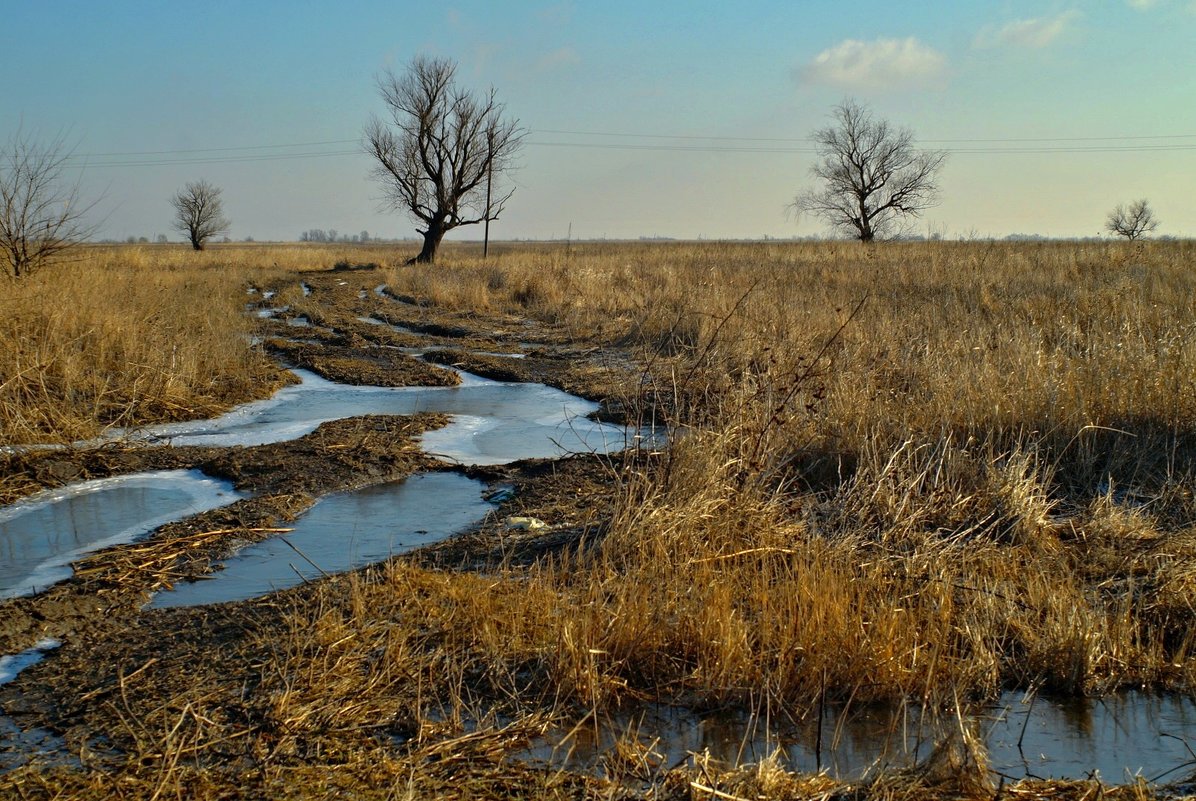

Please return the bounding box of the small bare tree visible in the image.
[793,100,947,242]
[170,180,230,250]
[365,56,526,264]
[1105,199,1159,240]
[0,130,97,278]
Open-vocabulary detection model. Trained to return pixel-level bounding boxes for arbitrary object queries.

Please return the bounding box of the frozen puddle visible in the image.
[0,367,649,603]
[130,368,648,604]
[522,692,1196,783]
[150,472,492,607]
[0,471,243,600]
[0,639,61,686]
[125,369,646,465]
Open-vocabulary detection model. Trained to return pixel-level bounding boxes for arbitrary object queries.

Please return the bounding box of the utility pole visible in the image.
[483,138,493,259]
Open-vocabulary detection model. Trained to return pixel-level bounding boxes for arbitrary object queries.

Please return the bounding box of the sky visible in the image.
[2,0,1193,242]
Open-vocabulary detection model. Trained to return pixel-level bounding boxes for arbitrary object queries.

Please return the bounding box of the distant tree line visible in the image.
[299,229,373,243]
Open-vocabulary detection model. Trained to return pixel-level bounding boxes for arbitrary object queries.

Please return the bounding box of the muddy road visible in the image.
[0,268,650,779]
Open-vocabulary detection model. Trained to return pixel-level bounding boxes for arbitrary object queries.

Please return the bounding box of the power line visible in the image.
[72,138,359,158]
[59,126,1196,170]
[528,140,1196,154]
[534,127,1196,144]
[71,149,362,169]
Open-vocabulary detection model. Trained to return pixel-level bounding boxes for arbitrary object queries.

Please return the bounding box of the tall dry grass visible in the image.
[0,245,302,445]
[4,240,1193,796]
[356,240,1196,708]
[8,239,1190,709]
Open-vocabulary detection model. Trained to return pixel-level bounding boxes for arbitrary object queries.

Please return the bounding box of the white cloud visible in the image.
[799,37,946,90]
[1126,0,1157,8]
[974,11,1080,49]
[536,47,581,71]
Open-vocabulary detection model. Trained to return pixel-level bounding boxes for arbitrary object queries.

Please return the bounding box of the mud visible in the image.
[0,263,648,700]
[265,338,460,387]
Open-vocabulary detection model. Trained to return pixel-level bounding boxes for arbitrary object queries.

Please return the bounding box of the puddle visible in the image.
[0,639,68,770]
[989,692,1196,782]
[0,714,70,772]
[0,471,243,600]
[519,693,1196,783]
[123,369,651,465]
[0,639,61,686]
[150,472,493,607]
[362,316,418,337]
[301,283,312,296]
[284,316,311,328]
[1,365,651,602]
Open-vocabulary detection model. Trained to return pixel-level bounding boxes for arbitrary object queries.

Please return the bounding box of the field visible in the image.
[2,239,1195,799]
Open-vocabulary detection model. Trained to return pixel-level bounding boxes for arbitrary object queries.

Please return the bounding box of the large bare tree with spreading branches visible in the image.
[365,56,526,264]
[0,130,97,278]
[170,180,230,250]
[793,100,947,242]
[1105,199,1159,240]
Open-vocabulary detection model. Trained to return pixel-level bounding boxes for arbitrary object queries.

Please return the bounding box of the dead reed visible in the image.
[363,239,1196,705]
[4,240,1196,798]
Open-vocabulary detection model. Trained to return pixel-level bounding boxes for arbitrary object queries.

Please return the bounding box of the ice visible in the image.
[151,472,493,607]
[0,471,243,599]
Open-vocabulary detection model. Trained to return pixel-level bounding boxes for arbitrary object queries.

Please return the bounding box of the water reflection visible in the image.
[150,472,493,607]
[125,369,654,465]
[519,692,1196,783]
[0,471,242,599]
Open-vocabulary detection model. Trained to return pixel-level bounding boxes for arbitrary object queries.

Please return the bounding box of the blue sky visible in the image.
[3,1,1192,241]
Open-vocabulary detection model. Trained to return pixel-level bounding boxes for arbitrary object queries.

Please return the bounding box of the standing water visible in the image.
[519,692,1196,783]
[150,472,493,607]
[0,471,242,600]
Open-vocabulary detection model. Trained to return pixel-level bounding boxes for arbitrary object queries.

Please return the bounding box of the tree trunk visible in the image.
[409,221,447,264]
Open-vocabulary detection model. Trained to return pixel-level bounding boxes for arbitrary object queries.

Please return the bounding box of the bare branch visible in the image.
[0,129,99,278]
[364,55,526,263]
[170,180,230,250]
[1105,199,1159,241]
[792,100,947,242]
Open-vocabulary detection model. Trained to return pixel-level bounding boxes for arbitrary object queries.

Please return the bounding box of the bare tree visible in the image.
[170,180,230,250]
[1105,199,1159,240]
[0,130,97,278]
[365,56,526,264]
[793,100,947,242]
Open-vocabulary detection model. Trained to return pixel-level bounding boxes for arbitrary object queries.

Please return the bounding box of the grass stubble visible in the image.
[2,240,1196,799]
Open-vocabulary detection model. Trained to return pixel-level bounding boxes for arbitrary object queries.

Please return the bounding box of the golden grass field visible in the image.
[3,239,1196,798]
[379,239,1196,703]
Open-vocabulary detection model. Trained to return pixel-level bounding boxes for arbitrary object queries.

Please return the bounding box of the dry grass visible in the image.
[0,241,423,448]
[365,239,1196,705]
[0,247,278,447]
[5,239,1196,797]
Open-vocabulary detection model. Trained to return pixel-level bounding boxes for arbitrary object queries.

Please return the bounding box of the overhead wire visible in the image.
[59,126,1196,169]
